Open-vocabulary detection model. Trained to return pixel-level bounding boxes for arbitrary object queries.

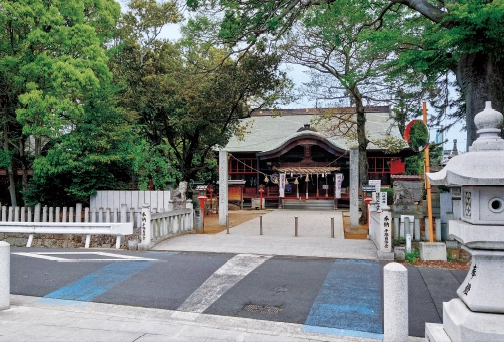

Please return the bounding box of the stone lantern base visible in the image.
[424,246,504,341]
[455,248,504,313]
[426,299,504,342]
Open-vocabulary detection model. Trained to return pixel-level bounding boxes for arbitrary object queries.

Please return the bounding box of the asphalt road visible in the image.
[9,247,467,338]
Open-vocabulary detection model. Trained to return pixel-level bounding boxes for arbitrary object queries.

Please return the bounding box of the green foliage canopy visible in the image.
[111,0,293,183]
[1,0,137,205]
[187,0,504,149]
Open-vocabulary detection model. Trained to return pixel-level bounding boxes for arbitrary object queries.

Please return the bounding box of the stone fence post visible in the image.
[138,204,152,251]
[384,262,408,342]
[0,241,10,310]
[380,210,392,253]
[34,203,41,222]
[186,200,194,230]
[76,203,82,223]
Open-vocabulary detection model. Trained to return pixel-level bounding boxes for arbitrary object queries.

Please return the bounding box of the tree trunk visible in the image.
[34,136,42,158]
[356,101,369,224]
[19,139,29,195]
[4,122,16,207]
[456,52,504,149]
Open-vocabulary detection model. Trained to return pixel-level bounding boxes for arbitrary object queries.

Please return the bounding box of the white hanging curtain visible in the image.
[279,173,286,198]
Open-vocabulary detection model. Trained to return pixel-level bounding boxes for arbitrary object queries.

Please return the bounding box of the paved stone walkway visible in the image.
[1,295,422,342]
[152,210,378,260]
[221,210,344,237]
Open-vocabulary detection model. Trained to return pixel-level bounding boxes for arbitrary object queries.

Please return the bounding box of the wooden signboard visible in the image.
[228,186,244,201]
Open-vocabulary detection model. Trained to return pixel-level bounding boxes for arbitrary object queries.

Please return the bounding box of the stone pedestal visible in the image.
[443,299,504,341]
[428,299,504,342]
[419,242,446,261]
[425,322,451,342]
[425,241,504,341]
[0,241,10,310]
[456,248,504,313]
[384,263,408,341]
[394,247,405,261]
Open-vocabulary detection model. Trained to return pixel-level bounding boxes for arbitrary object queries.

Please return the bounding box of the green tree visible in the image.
[22,83,137,206]
[405,140,443,176]
[111,0,293,183]
[187,0,504,150]
[0,0,135,205]
[281,3,414,223]
[131,140,181,190]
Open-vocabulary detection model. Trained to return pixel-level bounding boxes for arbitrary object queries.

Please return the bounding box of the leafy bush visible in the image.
[447,248,461,262]
[405,249,420,264]
[392,237,406,247]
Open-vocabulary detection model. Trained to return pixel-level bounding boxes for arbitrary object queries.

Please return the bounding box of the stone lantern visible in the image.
[425,101,504,341]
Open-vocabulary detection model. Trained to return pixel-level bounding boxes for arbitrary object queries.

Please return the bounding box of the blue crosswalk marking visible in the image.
[43,261,155,301]
[303,259,383,339]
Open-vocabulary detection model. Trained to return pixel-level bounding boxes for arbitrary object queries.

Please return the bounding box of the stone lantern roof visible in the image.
[427,101,504,186]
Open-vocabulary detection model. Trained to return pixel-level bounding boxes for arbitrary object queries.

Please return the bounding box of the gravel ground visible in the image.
[197,210,267,234]
[401,259,470,270]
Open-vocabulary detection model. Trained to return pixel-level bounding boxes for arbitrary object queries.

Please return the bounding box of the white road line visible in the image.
[177,253,272,313]
[57,259,156,262]
[36,252,155,260]
[12,253,67,261]
[12,252,158,262]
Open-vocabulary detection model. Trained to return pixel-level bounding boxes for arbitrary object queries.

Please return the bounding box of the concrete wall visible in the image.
[0,231,136,249]
[90,191,171,212]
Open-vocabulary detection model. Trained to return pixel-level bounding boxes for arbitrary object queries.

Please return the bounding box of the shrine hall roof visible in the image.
[223,107,404,153]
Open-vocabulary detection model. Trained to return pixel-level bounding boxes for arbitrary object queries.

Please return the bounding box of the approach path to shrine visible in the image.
[153,209,378,259]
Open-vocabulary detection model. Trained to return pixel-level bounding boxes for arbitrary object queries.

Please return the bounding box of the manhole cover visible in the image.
[243,304,281,314]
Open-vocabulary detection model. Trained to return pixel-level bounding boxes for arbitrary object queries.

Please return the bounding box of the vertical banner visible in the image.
[279,173,285,198]
[335,173,344,199]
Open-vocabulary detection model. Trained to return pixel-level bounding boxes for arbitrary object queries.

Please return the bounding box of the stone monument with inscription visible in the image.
[425,101,504,341]
[392,181,422,213]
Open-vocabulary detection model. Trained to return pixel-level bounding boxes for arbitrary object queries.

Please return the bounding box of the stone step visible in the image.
[283,200,334,210]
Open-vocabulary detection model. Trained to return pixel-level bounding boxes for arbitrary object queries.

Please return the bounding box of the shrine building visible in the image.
[221,106,410,209]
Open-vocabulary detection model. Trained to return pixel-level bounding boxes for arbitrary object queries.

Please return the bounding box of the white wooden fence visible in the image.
[0,201,194,249]
[0,203,135,225]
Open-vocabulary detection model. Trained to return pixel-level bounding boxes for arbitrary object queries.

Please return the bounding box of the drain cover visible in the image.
[243,304,281,314]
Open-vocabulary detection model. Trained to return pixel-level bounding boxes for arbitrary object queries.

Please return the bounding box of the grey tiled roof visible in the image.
[223,109,403,153]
